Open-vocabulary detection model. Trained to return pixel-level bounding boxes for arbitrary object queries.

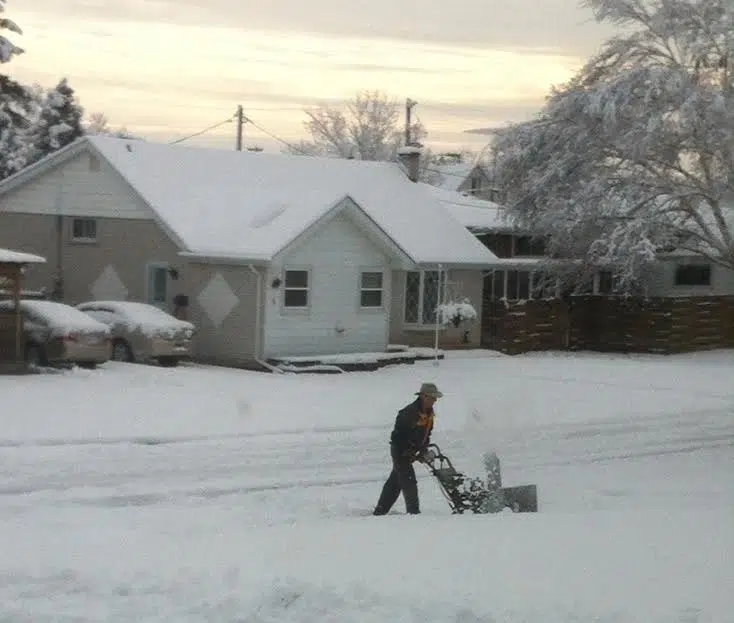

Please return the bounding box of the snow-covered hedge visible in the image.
[436,299,477,327]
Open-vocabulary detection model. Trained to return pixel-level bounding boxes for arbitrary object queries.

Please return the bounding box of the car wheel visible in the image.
[25,343,44,367]
[157,357,179,367]
[111,339,134,362]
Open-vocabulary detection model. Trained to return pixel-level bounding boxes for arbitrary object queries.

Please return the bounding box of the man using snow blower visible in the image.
[372,382,442,515]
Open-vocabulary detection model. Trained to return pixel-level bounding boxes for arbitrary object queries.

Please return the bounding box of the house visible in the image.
[428,162,502,203]
[426,184,734,354]
[0,136,499,367]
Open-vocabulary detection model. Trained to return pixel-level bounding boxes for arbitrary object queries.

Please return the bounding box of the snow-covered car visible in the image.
[0,299,111,368]
[75,300,196,367]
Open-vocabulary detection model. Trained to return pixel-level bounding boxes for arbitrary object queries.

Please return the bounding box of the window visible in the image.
[284,269,309,308]
[513,235,546,257]
[596,270,615,295]
[146,263,168,306]
[71,218,97,242]
[404,270,445,325]
[360,271,384,308]
[674,264,711,286]
[488,269,554,300]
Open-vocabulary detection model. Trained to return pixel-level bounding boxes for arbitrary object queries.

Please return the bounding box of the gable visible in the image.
[0,148,153,221]
[272,196,414,268]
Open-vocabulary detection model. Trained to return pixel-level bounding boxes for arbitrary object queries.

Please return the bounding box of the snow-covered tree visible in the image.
[26,78,84,163]
[83,111,139,139]
[0,0,23,64]
[491,0,733,292]
[286,89,430,162]
[0,1,34,179]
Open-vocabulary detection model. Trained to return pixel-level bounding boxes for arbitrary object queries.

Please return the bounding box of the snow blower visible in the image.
[421,443,538,514]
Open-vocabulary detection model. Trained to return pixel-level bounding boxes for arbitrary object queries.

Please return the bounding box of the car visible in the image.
[75,300,196,367]
[0,299,111,369]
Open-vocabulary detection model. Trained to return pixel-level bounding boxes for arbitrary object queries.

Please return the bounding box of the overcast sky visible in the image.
[7,0,616,153]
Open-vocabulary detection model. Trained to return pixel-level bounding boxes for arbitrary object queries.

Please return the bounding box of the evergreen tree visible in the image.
[28,77,84,163]
[0,0,33,180]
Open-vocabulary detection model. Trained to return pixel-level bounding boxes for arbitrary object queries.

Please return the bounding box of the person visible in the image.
[372,382,442,515]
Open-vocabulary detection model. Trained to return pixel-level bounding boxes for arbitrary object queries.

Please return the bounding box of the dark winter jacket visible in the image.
[390,397,434,456]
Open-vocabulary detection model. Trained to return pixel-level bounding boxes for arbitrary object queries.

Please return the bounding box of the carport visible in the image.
[0,248,46,372]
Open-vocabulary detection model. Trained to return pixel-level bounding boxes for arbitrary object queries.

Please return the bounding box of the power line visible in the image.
[241,113,310,155]
[168,116,235,145]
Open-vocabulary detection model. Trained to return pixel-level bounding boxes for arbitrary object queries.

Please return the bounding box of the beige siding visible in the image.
[0,151,154,220]
[645,258,734,297]
[264,211,391,357]
[0,212,259,362]
[184,263,260,365]
[389,268,484,348]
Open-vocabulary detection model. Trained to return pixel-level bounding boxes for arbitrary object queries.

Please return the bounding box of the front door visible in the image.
[146,263,168,309]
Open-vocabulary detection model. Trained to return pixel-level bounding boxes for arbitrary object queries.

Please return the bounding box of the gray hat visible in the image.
[416,382,443,398]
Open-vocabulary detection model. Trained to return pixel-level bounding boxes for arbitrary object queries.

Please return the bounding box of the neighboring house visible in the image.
[427,184,734,354]
[428,162,502,203]
[0,136,499,367]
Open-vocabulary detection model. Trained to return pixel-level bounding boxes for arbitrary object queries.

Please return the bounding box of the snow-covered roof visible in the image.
[422,185,511,232]
[0,248,46,265]
[0,300,110,337]
[86,136,497,267]
[430,162,477,191]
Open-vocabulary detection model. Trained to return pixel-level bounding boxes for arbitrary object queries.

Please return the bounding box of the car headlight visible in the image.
[184,329,193,339]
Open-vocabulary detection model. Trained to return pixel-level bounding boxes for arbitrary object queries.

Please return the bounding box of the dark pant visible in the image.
[373,446,419,515]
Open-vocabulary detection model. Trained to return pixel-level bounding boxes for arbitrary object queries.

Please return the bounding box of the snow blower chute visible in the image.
[421,443,538,514]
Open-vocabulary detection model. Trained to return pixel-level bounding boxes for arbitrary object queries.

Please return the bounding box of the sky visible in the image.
[5,0,617,155]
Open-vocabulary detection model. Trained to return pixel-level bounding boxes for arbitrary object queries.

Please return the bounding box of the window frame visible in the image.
[71,217,97,243]
[403,269,447,327]
[282,267,311,311]
[674,263,711,287]
[358,269,385,311]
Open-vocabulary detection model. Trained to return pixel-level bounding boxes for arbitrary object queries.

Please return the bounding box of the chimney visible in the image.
[397,145,422,183]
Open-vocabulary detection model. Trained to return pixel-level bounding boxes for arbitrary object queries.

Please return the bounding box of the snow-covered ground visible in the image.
[1,349,733,621]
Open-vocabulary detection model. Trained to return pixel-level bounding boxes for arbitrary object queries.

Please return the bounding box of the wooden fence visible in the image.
[482,296,734,355]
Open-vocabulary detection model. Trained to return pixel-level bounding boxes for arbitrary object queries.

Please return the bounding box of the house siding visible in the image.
[0,151,154,220]
[263,212,391,358]
[0,155,260,365]
[645,258,734,297]
[389,268,484,349]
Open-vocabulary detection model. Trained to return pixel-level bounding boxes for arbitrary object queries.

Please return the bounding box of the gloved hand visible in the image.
[420,448,436,463]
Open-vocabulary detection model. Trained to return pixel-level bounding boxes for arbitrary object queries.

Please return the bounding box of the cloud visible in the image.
[20,0,616,57]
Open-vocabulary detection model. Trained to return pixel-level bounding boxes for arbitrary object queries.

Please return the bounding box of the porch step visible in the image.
[268,346,444,374]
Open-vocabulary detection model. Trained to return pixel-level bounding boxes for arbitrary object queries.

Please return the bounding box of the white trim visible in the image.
[247,264,264,360]
[281,266,311,314]
[272,196,415,268]
[357,268,385,311]
[403,268,447,327]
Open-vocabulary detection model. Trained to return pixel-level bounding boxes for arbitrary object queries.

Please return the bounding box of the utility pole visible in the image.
[405,98,417,146]
[235,105,244,151]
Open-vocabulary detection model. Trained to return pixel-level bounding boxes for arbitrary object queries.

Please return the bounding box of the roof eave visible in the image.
[178,251,271,266]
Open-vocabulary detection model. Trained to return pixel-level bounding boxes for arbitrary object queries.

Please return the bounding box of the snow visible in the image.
[76,300,195,338]
[430,162,475,191]
[436,299,478,325]
[0,299,110,337]
[422,183,509,232]
[85,136,498,267]
[0,349,732,621]
[0,247,46,264]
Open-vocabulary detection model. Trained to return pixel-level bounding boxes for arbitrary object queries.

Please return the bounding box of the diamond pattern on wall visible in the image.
[197,272,239,328]
[91,265,129,300]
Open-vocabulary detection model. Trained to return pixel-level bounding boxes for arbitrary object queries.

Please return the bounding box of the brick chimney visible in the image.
[397,145,422,183]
